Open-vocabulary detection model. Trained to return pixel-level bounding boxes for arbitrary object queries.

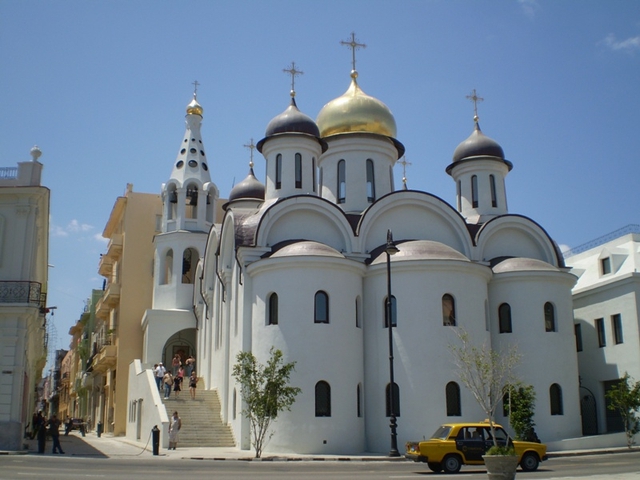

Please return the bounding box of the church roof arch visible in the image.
[253,195,356,254]
[357,190,474,258]
[475,215,565,267]
[201,223,220,295]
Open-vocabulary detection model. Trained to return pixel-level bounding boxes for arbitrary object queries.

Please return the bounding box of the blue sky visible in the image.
[1,1,639,360]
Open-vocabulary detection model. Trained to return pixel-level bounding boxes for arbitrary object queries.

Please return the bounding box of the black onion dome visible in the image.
[452,123,505,163]
[228,168,265,202]
[257,98,320,153]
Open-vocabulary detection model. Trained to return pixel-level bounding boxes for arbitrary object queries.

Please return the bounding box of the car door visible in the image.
[455,427,486,462]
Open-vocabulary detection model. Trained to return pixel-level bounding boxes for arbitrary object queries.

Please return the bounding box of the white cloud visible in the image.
[49,218,97,238]
[94,233,108,243]
[50,225,69,237]
[601,33,640,52]
[67,219,94,233]
[518,0,539,19]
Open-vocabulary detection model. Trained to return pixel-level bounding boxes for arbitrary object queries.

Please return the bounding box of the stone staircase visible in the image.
[163,389,235,447]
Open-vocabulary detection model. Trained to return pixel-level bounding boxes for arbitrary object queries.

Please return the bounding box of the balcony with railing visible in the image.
[0,281,45,310]
[95,282,120,318]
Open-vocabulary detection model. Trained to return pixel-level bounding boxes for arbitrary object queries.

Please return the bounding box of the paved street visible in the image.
[1,430,639,480]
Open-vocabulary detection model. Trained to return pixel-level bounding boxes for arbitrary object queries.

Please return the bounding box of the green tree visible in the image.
[449,329,521,451]
[605,372,640,448]
[504,383,539,442]
[232,347,301,458]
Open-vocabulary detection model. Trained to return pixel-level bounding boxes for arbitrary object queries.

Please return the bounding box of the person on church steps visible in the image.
[154,363,165,390]
[163,371,174,399]
[168,411,181,450]
[189,371,198,399]
[172,354,181,376]
[173,371,182,397]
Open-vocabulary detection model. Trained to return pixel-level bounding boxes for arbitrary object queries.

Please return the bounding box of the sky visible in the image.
[1,1,639,363]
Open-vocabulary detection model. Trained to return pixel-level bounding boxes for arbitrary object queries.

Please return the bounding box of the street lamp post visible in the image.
[385,229,400,457]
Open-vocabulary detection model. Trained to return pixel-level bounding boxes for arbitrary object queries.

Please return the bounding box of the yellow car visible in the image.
[405,422,547,474]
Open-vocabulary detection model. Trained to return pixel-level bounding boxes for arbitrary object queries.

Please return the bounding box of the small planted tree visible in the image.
[504,383,539,442]
[449,329,521,453]
[232,347,301,458]
[605,372,640,448]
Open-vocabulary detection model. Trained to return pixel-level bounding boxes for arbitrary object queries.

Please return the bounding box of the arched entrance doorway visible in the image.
[162,328,196,371]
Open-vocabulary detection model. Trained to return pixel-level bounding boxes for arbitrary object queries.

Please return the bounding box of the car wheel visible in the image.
[442,454,462,474]
[520,452,539,471]
[427,462,442,473]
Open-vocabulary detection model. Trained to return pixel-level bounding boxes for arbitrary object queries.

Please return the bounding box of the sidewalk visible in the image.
[5,429,640,470]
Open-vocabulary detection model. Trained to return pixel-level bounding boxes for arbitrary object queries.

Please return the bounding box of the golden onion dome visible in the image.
[316,72,397,138]
[186,95,203,116]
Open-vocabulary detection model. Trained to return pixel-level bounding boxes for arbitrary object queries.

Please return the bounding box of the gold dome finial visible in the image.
[340,32,366,77]
[186,80,203,116]
[466,88,484,128]
[283,62,303,99]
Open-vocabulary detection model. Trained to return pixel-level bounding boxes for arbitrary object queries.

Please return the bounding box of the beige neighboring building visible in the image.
[0,146,49,451]
[91,184,161,435]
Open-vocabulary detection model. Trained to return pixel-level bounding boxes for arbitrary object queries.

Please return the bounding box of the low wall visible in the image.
[547,431,630,451]
[126,360,169,449]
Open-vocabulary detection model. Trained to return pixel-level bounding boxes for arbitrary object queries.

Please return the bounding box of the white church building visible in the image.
[126,38,587,453]
[186,56,583,453]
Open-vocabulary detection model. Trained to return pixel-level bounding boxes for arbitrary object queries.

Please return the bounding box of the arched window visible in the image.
[275,154,282,189]
[457,180,461,212]
[550,384,563,415]
[471,175,479,208]
[319,167,323,193]
[366,159,376,202]
[182,248,197,284]
[167,186,178,220]
[499,303,512,333]
[544,302,556,332]
[337,160,346,203]
[446,382,461,416]
[442,294,456,326]
[384,295,397,328]
[268,293,278,325]
[185,184,198,219]
[232,389,237,420]
[357,383,362,417]
[295,153,302,189]
[385,382,400,417]
[314,291,329,323]
[490,174,497,208]
[312,157,316,193]
[162,249,173,285]
[315,381,331,417]
[205,188,214,223]
[355,296,362,328]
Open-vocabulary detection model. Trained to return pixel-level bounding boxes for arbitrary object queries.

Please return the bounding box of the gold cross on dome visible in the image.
[283,62,303,97]
[466,89,484,122]
[243,138,256,168]
[340,32,366,72]
[398,156,412,189]
[192,80,200,97]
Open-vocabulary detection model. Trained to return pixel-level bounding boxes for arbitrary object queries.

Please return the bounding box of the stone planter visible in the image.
[482,454,519,480]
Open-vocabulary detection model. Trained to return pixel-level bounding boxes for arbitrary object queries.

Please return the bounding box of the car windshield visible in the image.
[430,426,452,440]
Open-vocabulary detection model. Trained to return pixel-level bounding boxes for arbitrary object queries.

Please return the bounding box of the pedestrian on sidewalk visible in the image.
[36,412,46,453]
[47,414,65,454]
[168,411,181,450]
[189,371,198,399]
[64,415,72,436]
[163,371,174,399]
